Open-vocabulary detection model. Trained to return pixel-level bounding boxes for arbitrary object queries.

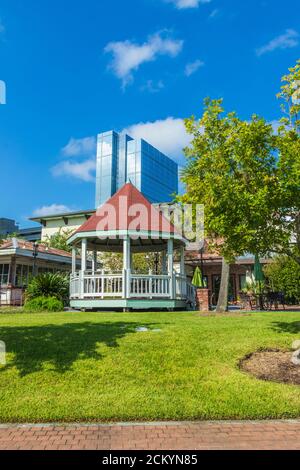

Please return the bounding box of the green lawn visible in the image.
[0,310,299,422]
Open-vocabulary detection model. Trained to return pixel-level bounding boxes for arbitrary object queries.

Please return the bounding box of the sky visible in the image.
[0,0,299,227]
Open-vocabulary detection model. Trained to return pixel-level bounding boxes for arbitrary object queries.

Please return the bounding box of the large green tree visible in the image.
[275,60,300,264]
[180,98,279,312]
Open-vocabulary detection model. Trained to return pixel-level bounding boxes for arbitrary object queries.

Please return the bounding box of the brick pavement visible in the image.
[0,420,299,450]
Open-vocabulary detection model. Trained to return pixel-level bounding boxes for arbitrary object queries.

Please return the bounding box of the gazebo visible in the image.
[68,183,196,311]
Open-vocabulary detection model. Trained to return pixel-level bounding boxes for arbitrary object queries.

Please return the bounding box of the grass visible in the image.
[0,310,299,422]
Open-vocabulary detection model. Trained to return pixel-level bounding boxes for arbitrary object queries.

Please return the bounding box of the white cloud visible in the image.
[32,204,72,217]
[61,136,96,157]
[52,136,96,182]
[270,120,281,134]
[185,59,204,77]
[140,80,165,93]
[166,0,211,9]
[52,159,96,182]
[256,29,299,56]
[122,117,191,164]
[105,31,183,87]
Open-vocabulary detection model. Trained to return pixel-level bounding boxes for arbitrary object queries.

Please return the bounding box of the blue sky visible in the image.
[0,0,299,227]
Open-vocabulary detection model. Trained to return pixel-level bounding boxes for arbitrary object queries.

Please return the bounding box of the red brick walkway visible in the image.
[0,421,299,450]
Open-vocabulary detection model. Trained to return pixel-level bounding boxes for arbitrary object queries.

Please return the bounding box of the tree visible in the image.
[275,60,300,264]
[100,252,162,274]
[264,256,300,303]
[277,59,300,133]
[180,98,278,312]
[44,229,74,253]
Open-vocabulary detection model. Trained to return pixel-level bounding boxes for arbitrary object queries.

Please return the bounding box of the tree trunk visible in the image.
[216,258,230,313]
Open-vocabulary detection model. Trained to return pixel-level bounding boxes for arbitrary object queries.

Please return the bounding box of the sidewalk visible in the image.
[0,420,299,450]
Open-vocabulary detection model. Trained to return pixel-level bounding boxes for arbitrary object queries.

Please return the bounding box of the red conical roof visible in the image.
[75,183,176,235]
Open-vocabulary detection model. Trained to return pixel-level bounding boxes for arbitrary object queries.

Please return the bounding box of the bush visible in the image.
[264,256,300,303]
[24,296,64,312]
[26,273,69,304]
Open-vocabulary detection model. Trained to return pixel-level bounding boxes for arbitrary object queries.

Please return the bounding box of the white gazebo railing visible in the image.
[70,270,196,305]
[130,274,171,298]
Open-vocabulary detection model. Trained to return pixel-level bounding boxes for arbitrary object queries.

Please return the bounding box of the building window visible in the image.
[15,265,33,288]
[239,275,247,291]
[0,264,9,286]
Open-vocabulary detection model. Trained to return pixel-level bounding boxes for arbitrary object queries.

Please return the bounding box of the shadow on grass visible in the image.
[271,321,300,335]
[0,321,152,377]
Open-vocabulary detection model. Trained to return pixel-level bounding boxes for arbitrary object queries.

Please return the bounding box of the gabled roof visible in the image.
[74,183,177,236]
[0,238,72,258]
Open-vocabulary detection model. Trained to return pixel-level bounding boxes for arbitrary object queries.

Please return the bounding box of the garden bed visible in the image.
[240,349,300,385]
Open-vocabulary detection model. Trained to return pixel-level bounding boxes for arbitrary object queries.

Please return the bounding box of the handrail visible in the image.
[70,270,195,303]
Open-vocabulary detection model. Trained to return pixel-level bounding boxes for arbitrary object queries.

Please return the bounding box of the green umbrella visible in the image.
[254,255,264,282]
[254,255,265,309]
[192,266,204,288]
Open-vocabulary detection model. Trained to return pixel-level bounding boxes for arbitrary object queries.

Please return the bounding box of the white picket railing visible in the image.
[70,272,80,299]
[130,274,170,298]
[70,270,196,305]
[70,272,123,299]
[175,274,187,299]
[187,282,197,308]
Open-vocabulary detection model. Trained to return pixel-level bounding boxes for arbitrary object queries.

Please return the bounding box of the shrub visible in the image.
[24,296,64,312]
[264,256,300,303]
[26,273,69,304]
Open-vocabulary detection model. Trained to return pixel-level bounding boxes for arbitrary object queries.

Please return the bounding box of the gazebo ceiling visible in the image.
[83,235,183,253]
[68,182,186,249]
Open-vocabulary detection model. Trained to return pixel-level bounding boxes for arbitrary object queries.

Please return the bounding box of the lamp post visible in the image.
[32,241,39,277]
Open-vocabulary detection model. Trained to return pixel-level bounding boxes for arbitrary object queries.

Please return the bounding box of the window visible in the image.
[15,265,33,288]
[127,140,135,154]
[101,135,113,156]
[239,275,247,291]
[0,264,9,286]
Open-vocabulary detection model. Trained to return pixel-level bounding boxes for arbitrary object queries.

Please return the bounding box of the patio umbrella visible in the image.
[192,266,204,288]
[254,255,264,282]
[254,254,264,309]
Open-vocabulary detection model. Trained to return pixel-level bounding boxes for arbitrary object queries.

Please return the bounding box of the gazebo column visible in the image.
[92,250,98,274]
[71,248,76,275]
[162,250,167,274]
[80,239,87,299]
[180,246,185,276]
[81,239,87,272]
[180,245,186,297]
[123,236,131,300]
[167,239,174,299]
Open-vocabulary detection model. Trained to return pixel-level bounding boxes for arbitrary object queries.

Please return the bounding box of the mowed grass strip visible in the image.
[0,310,299,422]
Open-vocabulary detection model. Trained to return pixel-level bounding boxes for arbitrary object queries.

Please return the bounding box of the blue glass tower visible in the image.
[95,131,178,207]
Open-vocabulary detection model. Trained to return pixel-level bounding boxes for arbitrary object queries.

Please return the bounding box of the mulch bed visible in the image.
[239,349,300,385]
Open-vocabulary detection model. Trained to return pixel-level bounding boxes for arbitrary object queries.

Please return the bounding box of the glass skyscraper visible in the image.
[95,130,178,207]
